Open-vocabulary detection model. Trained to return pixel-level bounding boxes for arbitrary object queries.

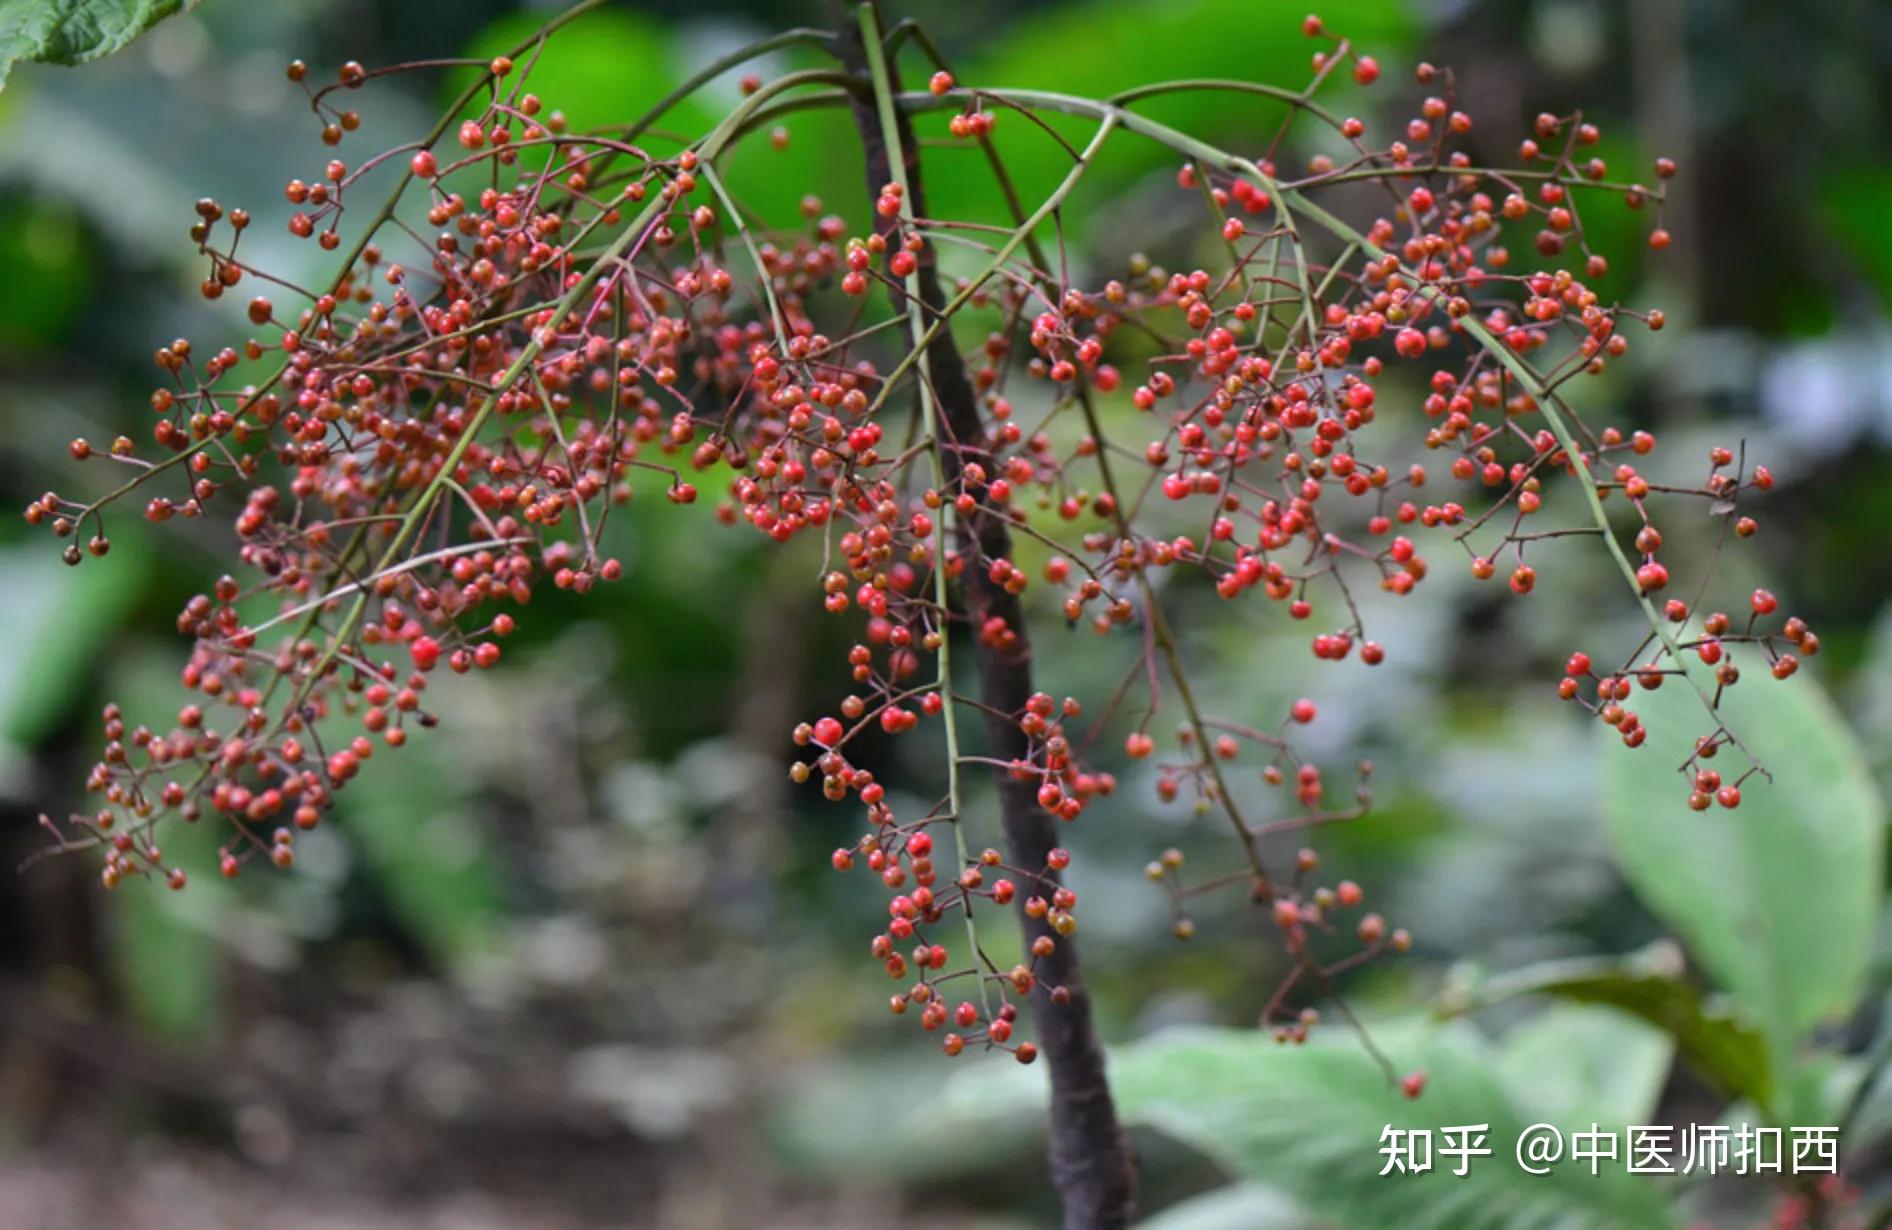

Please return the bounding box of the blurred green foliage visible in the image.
[0,196,92,349]
[0,0,1888,1226]
[1820,167,1892,311]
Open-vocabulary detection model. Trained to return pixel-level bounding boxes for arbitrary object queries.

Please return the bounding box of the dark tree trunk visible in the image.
[833,6,1137,1226]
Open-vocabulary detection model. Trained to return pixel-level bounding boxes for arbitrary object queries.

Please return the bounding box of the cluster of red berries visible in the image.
[1557,579,1816,807]
[29,9,1795,1077]
[34,49,745,886]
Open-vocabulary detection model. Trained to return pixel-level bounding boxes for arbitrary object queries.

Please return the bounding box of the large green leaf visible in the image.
[1441,943,1771,1111]
[1491,1004,1673,1128]
[1108,1022,1675,1230]
[0,0,202,91]
[1601,656,1885,1088]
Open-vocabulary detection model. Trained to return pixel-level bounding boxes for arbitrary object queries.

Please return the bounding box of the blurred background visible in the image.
[1,0,1889,1227]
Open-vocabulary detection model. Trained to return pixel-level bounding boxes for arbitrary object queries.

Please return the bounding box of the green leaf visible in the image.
[1601,656,1885,1097]
[1492,1004,1673,1127]
[0,0,203,91]
[1108,1022,1675,1230]
[1440,943,1771,1110]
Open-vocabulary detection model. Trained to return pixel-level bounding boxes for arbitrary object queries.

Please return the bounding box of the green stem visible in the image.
[700,164,790,346]
[858,4,983,1009]
[1107,77,1346,132]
